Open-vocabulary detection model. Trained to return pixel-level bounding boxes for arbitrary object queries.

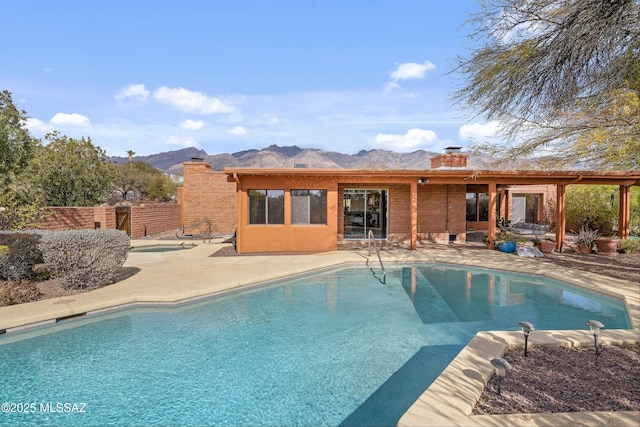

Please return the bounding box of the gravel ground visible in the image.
[473,344,640,415]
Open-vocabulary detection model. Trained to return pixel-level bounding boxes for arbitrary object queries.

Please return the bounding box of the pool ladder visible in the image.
[367,230,386,284]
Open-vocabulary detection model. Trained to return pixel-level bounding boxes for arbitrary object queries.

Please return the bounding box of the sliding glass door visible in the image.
[343,189,387,239]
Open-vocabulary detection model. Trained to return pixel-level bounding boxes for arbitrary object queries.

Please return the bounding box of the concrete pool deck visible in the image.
[0,238,638,426]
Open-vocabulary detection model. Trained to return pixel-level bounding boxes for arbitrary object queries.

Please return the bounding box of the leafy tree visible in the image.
[565,185,620,235]
[30,132,119,206]
[147,174,178,201]
[0,90,37,183]
[455,0,640,170]
[565,185,640,236]
[113,161,177,202]
[0,90,42,229]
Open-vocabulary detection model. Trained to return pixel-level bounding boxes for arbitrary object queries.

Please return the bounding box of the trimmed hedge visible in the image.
[39,229,129,289]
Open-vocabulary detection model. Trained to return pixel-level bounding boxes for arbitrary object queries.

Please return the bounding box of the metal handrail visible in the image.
[367,229,386,284]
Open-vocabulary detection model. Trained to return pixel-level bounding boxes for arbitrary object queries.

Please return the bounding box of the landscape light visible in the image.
[518,321,534,357]
[587,319,605,364]
[490,358,513,395]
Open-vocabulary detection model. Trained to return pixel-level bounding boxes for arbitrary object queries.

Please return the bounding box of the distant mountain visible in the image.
[111,147,208,172]
[111,145,486,175]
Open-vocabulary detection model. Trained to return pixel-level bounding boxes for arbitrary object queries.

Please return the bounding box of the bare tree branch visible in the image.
[453,0,640,170]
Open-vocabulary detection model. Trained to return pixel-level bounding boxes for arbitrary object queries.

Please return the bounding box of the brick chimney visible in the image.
[430,146,467,169]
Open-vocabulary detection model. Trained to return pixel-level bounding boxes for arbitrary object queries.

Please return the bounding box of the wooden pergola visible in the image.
[416,170,640,250]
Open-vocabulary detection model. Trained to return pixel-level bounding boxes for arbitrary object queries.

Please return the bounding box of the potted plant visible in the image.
[493,230,524,253]
[573,225,599,254]
[595,228,620,255]
[533,237,556,253]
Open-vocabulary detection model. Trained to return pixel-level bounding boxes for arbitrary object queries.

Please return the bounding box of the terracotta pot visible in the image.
[577,244,592,254]
[539,241,555,253]
[595,238,619,255]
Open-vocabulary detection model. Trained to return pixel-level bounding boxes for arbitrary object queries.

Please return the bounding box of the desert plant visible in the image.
[38,229,129,290]
[573,225,600,250]
[0,232,43,281]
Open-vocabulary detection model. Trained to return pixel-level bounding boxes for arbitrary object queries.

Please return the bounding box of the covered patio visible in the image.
[224,164,639,254]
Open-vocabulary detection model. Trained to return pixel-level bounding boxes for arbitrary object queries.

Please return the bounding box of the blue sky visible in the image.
[3,0,499,157]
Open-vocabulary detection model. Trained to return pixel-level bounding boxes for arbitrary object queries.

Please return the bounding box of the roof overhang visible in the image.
[224,168,640,187]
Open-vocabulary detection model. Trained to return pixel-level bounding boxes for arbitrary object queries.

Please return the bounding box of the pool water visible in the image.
[0,264,630,427]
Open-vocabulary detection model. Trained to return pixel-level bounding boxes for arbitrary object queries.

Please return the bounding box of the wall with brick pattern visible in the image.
[36,204,181,239]
[130,204,182,238]
[181,162,237,236]
[37,207,102,230]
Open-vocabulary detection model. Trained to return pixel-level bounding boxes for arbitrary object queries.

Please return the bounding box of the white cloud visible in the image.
[25,117,52,134]
[384,61,436,92]
[390,61,436,81]
[115,84,149,102]
[43,67,53,73]
[50,113,90,127]
[228,126,247,136]
[458,121,502,141]
[374,128,439,151]
[179,119,204,130]
[154,86,235,114]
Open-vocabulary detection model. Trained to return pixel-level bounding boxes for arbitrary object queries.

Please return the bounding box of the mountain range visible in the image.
[110,145,486,175]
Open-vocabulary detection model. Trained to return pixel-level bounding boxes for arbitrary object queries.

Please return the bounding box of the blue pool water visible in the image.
[0,264,630,427]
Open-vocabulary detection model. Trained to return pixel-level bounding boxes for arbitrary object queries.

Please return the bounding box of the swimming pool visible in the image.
[0,264,630,427]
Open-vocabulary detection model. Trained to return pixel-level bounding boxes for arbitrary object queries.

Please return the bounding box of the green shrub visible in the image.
[565,185,619,235]
[38,229,129,290]
[566,186,640,237]
[618,238,640,254]
[0,232,43,281]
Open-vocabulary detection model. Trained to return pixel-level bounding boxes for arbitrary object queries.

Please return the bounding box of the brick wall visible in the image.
[37,207,101,230]
[417,184,466,243]
[36,204,181,238]
[181,162,237,235]
[94,206,117,229]
[430,153,468,169]
[130,204,182,238]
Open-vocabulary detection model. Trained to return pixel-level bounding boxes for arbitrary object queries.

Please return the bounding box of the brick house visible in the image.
[180,149,639,253]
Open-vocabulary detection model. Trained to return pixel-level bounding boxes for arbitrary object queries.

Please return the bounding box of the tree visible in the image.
[113,161,177,202]
[454,0,640,170]
[0,90,37,183]
[0,90,42,229]
[126,150,135,168]
[30,132,119,206]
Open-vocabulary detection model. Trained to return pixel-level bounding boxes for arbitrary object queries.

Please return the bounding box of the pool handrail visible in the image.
[367,229,386,284]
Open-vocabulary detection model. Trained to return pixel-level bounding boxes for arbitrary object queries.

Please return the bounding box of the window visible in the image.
[466,193,477,222]
[291,190,327,225]
[466,192,490,222]
[248,190,284,224]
